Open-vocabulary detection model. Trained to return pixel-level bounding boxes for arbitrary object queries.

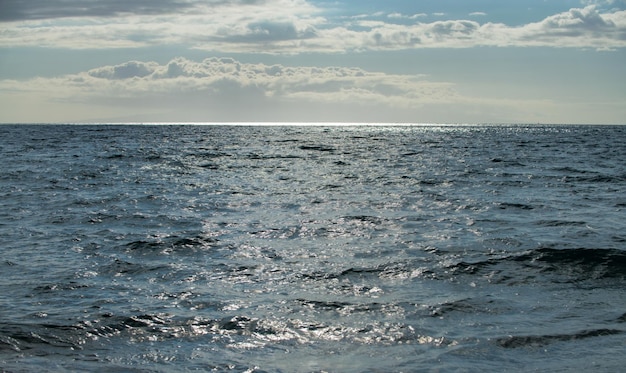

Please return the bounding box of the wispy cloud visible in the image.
[1,2,625,52]
[580,0,616,6]
[387,13,428,20]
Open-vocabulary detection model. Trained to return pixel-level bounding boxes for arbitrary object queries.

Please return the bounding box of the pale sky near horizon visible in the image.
[0,0,625,124]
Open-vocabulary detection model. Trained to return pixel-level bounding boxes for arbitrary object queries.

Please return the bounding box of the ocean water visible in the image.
[0,124,625,372]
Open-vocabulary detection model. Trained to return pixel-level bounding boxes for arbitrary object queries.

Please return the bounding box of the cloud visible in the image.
[507,5,626,49]
[0,3,625,52]
[539,6,616,32]
[215,20,318,43]
[6,57,448,106]
[88,61,159,79]
[469,12,487,17]
[0,0,199,21]
[4,56,604,124]
[333,5,626,51]
[0,57,478,122]
[581,0,616,6]
[388,13,428,20]
[0,0,323,50]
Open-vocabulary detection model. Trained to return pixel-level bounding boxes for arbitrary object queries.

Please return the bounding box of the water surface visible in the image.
[1,124,625,372]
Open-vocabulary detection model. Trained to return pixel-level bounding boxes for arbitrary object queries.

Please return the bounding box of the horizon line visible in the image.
[1,122,624,126]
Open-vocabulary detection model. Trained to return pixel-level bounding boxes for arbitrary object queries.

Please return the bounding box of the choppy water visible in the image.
[1,124,625,372]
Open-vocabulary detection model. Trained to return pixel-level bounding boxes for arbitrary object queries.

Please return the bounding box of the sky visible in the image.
[0,0,625,124]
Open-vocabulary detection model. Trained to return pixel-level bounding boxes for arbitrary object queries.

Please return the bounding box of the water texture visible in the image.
[0,124,625,372]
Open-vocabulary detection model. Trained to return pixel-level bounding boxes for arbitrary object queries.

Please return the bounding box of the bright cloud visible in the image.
[1,2,625,52]
[3,56,611,124]
[0,57,449,107]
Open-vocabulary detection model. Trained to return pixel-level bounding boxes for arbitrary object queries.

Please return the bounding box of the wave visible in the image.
[300,261,432,283]
[444,247,626,284]
[497,202,535,210]
[536,220,587,227]
[0,311,452,357]
[124,235,219,255]
[298,145,336,152]
[496,328,623,348]
[99,258,170,276]
[296,246,626,287]
[562,173,626,184]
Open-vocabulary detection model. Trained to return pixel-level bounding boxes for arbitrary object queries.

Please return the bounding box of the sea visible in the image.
[0,124,625,372]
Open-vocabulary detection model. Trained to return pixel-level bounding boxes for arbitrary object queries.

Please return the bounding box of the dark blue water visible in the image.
[1,124,625,372]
